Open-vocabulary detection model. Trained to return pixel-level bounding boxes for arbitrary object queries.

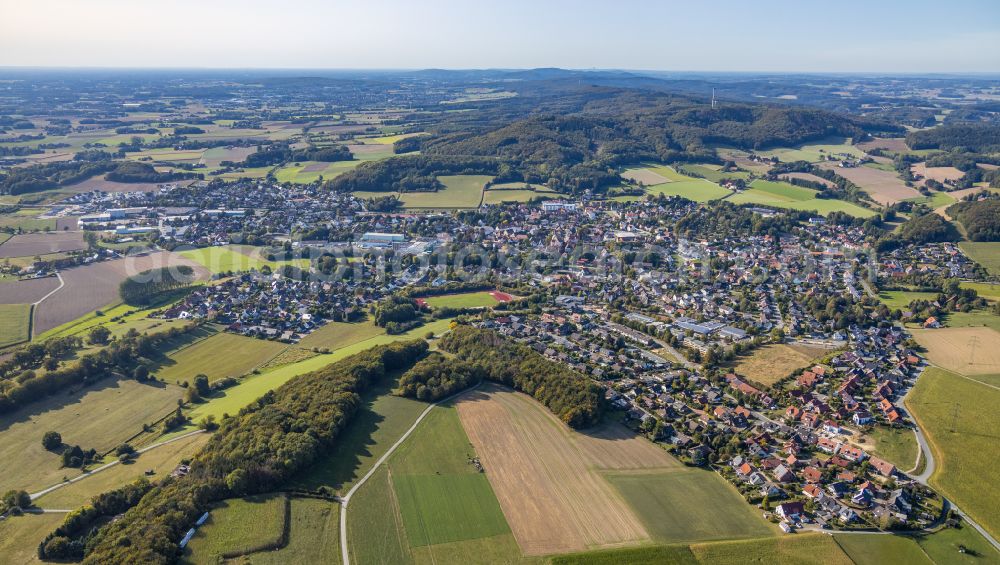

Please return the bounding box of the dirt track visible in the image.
[455,384,676,555]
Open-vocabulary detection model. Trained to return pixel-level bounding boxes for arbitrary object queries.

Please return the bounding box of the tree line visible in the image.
[436,325,604,428]
[119,266,197,306]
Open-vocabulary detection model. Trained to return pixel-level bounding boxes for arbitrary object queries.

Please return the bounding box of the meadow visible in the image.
[152,331,289,383]
[273,160,359,184]
[959,242,1000,276]
[606,469,774,544]
[247,498,341,564]
[296,320,386,351]
[399,175,492,209]
[730,343,828,387]
[906,367,1000,540]
[834,526,1000,565]
[677,163,751,182]
[959,282,1000,302]
[728,180,877,218]
[863,425,918,471]
[0,512,64,564]
[0,379,184,493]
[833,534,932,565]
[754,137,864,163]
[178,244,309,274]
[878,290,939,311]
[0,303,31,349]
[181,493,288,564]
[688,534,853,565]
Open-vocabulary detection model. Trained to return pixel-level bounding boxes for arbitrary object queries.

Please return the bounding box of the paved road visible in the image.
[339,385,480,565]
[30,429,206,501]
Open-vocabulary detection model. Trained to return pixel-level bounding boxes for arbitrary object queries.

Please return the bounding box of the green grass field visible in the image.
[878,290,939,311]
[943,310,1000,333]
[181,494,288,564]
[755,137,864,163]
[179,245,309,274]
[907,367,1000,541]
[423,291,499,309]
[297,320,386,351]
[152,331,289,383]
[482,184,560,205]
[689,534,853,565]
[0,303,31,349]
[833,534,931,565]
[677,164,752,182]
[647,180,731,202]
[960,282,1000,302]
[864,425,918,471]
[274,160,359,184]
[728,180,877,218]
[0,512,64,564]
[248,498,341,564]
[905,190,955,209]
[0,379,184,493]
[552,544,698,565]
[399,175,492,209]
[348,402,519,564]
[915,524,1000,564]
[835,526,1000,565]
[605,469,774,544]
[0,214,56,231]
[959,242,1000,276]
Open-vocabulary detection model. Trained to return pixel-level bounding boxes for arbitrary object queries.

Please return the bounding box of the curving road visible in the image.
[339,384,479,565]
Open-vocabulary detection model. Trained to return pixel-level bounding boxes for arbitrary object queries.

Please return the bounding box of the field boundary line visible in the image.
[339,382,480,565]
[29,429,206,501]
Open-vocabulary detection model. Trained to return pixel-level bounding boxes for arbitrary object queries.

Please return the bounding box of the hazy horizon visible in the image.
[2,0,999,73]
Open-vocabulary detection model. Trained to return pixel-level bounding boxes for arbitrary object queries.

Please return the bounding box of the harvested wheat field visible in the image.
[817,161,921,205]
[856,137,910,153]
[621,168,669,186]
[911,327,1000,375]
[455,384,677,555]
[62,175,196,193]
[0,276,61,304]
[0,231,85,258]
[912,162,964,183]
[32,252,208,335]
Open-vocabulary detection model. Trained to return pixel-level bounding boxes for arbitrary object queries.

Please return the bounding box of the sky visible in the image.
[2,0,999,73]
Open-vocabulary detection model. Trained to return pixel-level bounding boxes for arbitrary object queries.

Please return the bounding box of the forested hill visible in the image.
[328,86,900,195]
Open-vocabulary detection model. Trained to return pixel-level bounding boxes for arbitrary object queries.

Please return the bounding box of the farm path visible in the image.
[339,383,480,565]
[29,429,206,501]
[31,272,64,305]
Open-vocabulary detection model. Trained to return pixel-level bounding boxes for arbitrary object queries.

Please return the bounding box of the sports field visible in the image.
[959,242,1000,276]
[399,175,492,209]
[35,431,210,509]
[182,493,288,564]
[178,245,309,274]
[152,331,289,383]
[728,180,876,217]
[906,367,1000,540]
[0,379,184,493]
[731,343,828,387]
[910,326,1000,375]
[421,291,500,309]
[0,303,31,349]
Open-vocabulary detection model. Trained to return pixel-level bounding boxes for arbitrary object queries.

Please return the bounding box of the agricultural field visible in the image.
[31,251,209,336]
[0,303,31,349]
[755,137,864,163]
[833,533,932,565]
[728,180,876,217]
[0,512,64,565]
[347,143,396,160]
[688,534,853,565]
[620,164,732,202]
[731,343,829,387]
[911,162,964,184]
[419,291,500,310]
[178,244,309,274]
[0,275,60,304]
[906,367,1000,540]
[348,400,523,565]
[960,282,1000,302]
[856,137,911,154]
[181,493,289,564]
[959,242,1000,276]
[61,175,197,193]
[152,331,289,384]
[0,231,85,259]
[905,190,955,211]
[621,167,670,185]
[910,326,1000,375]
[606,469,774,544]
[0,379,184,493]
[35,431,210,509]
[816,161,921,205]
[247,498,341,564]
[399,175,492,209]
[778,172,836,188]
[273,160,359,183]
[877,290,939,311]
[482,184,560,205]
[678,163,752,182]
[835,526,1000,565]
[0,214,56,231]
[297,320,386,351]
[863,425,918,471]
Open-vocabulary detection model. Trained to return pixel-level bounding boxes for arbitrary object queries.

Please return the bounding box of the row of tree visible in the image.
[119,266,196,305]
